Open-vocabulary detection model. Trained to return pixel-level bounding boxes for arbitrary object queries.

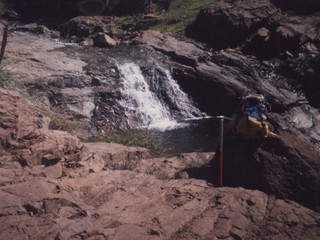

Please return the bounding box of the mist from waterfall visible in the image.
[118,62,201,130]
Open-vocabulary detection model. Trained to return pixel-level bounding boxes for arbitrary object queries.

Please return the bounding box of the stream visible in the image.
[114,47,220,154]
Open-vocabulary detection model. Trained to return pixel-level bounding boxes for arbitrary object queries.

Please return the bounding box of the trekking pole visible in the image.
[214,116,232,187]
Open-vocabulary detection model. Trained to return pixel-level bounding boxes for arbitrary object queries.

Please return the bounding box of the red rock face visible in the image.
[1,1,320,238]
[1,88,320,240]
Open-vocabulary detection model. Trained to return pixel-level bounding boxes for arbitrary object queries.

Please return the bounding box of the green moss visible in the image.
[151,0,213,34]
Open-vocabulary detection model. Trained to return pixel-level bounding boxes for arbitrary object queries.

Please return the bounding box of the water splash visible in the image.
[118,62,201,131]
[118,62,177,129]
[162,68,201,118]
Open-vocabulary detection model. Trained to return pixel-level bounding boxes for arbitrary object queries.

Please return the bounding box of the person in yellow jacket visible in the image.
[229,94,279,140]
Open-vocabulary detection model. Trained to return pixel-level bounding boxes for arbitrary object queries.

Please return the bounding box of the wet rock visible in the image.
[5,31,127,128]
[138,31,301,113]
[11,23,60,38]
[283,53,320,108]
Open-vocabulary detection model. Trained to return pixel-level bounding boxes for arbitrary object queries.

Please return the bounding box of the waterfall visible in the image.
[118,62,200,130]
[118,62,176,128]
[162,68,201,118]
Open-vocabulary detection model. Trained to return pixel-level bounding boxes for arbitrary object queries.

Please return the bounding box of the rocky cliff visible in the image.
[1,0,320,239]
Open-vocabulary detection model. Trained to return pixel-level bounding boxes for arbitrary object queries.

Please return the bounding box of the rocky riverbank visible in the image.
[1,0,320,239]
[1,88,319,240]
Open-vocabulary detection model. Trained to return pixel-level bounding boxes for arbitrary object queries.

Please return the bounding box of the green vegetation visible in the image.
[101,129,168,157]
[0,65,10,88]
[115,15,137,27]
[37,106,84,133]
[114,0,212,34]
[151,0,212,34]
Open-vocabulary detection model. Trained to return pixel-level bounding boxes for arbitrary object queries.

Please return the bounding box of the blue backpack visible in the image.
[241,94,270,121]
[234,94,279,139]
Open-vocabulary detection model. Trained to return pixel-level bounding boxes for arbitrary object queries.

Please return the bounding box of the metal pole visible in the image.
[215,116,232,187]
[181,115,232,187]
[219,117,224,187]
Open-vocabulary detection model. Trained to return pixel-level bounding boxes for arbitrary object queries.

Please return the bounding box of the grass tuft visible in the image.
[100,129,168,157]
[36,106,84,133]
[0,65,10,88]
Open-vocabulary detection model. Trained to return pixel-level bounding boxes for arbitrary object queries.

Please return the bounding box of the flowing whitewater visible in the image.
[118,61,201,130]
[118,62,176,129]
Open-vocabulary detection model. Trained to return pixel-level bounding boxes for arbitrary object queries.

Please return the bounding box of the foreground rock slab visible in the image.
[1,88,320,240]
[1,171,320,240]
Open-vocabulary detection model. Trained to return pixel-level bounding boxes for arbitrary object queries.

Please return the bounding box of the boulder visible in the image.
[187,0,320,59]
[186,0,276,49]
[59,16,119,39]
[138,30,209,67]
[93,32,117,47]
[210,113,320,211]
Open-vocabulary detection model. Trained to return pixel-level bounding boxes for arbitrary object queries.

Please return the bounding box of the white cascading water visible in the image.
[118,62,200,130]
[162,68,201,118]
[118,62,176,129]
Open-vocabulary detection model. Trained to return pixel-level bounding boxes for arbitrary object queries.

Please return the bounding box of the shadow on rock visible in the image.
[203,134,320,212]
